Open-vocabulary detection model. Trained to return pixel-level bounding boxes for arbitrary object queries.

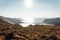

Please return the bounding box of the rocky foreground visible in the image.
[0,23,60,40]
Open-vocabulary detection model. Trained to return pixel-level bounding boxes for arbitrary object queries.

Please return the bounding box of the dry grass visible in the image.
[0,23,60,40]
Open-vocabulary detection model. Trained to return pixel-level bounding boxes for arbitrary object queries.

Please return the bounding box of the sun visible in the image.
[25,0,33,8]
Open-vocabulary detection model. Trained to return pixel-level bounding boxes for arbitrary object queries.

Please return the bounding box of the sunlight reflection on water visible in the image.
[20,23,30,27]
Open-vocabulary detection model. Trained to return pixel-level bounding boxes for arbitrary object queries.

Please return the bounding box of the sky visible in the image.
[0,0,60,18]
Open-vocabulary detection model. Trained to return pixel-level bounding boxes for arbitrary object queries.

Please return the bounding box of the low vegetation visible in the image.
[0,23,60,40]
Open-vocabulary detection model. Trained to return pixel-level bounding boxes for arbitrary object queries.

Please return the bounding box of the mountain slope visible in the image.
[44,18,60,25]
[0,16,22,24]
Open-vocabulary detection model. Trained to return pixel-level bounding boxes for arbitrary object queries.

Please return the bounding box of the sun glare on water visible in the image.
[23,17,33,23]
[20,17,34,27]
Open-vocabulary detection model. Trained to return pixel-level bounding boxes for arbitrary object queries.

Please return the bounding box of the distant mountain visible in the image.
[33,18,45,25]
[43,18,60,25]
[6,18,23,24]
[0,16,23,24]
[0,16,9,23]
[0,16,60,26]
[33,18,60,25]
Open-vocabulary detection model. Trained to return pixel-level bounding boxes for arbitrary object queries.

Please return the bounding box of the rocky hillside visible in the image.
[0,24,60,40]
[0,16,23,29]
